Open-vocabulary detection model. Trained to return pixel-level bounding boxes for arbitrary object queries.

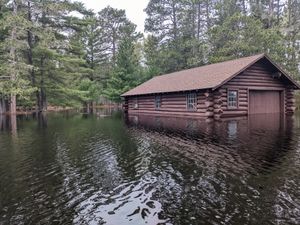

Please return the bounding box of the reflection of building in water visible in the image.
[126,114,295,173]
[227,120,237,139]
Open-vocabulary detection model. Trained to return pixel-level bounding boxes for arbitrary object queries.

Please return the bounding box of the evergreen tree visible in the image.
[143,35,163,78]
[209,12,298,76]
[0,0,35,113]
[104,28,142,102]
[98,6,139,64]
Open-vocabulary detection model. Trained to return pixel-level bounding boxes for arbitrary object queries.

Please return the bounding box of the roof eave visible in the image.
[121,87,214,97]
[263,54,300,89]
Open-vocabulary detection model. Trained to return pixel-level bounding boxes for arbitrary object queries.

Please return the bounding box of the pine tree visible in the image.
[0,0,35,113]
[104,28,142,102]
[98,6,139,64]
[208,13,290,67]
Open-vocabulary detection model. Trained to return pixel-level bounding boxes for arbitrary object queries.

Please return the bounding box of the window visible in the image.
[155,95,161,109]
[187,92,197,111]
[133,97,138,109]
[228,90,238,108]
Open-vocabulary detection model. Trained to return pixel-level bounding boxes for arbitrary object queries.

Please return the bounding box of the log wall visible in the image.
[127,92,207,117]
[218,61,296,117]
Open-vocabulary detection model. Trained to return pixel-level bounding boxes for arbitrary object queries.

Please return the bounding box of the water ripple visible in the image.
[0,113,300,225]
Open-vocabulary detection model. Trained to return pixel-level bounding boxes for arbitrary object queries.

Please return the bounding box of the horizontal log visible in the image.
[223,86,285,91]
[208,107,214,111]
[197,105,206,109]
[221,98,248,103]
[222,111,248,116]
[127,109,205,117]
[223,106,248,111]
[214,114,222,120]
[214,104,222,109]
[205,101,214,107]
[285,95,294,99]
[214,91,222,96]
[161,101,188,105]
[214,108,223,114]
[286,107,296,111]
[233,78,279,84]
[286,99,295,104]
[240,72,276,77]
[204,92,212,97]
[135,108,197,112]
[205,111,214,117]
[161,98,186,102]
[245,67,272,72]
[227,81,285,87]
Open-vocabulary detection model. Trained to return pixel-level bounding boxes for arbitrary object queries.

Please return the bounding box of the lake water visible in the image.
[0,111,299,225]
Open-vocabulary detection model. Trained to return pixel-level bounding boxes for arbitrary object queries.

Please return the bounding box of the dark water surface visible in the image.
[0,111,299,225]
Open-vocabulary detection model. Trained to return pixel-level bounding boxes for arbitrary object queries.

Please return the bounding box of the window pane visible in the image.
[134,98,138,109]
[228,90,238,108]
[187,93,197,110]
[155,96,161,109]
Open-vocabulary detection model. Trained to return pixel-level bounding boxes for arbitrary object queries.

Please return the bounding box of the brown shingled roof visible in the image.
[121,54,299,97]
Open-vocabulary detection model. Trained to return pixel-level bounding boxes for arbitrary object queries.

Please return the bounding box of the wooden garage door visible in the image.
[249,91,281,114]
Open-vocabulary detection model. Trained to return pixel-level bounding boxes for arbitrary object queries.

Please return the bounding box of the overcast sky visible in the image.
[82,0,148,33]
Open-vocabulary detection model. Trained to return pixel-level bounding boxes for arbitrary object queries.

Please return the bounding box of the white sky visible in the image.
[82,0,148,33]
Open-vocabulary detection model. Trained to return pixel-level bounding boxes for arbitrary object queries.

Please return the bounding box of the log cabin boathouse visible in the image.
[121,54,300,119]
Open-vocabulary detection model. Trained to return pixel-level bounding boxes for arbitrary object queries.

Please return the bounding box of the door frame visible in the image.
[247,87,285,115]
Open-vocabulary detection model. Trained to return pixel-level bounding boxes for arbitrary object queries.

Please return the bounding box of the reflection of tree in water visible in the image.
[126,114,298,225]
[0,115,77,224]
[0,115,9,131]
[37,113,48,128]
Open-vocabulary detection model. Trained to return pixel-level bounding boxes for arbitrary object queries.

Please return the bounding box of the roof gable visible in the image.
[122,54,299,97]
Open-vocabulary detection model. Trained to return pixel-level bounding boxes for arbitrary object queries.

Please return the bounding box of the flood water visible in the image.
[0,111,299,225]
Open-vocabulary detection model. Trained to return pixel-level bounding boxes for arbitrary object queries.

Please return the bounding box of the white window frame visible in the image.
[155,95,161,110]
[227,90,238,109]
[187,92,197,111]
[133,97,138,109]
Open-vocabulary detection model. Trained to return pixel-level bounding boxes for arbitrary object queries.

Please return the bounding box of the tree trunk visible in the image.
[242,0,246,15]
[171,0,178,40]
[268,0,274,28]
[197,1,201,40]
[191,1,196,38]
[276,0,280,25]
[205,0,211,30]
[10,114,17,135]
[83,101,91,114]
[27,0,37,112]
[9,0,17,115]
[38,57,47,112]
[112,28,116,64]
[0,97,6,114]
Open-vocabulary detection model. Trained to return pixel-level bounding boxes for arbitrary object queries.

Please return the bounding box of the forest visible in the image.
[0,0,299,113]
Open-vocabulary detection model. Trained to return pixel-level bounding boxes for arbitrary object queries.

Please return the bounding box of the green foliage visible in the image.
[144,0,300,79]
[104,32,142,102]
[209,13,285,61]
[0,0,299,110]
[0,0,35,99]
